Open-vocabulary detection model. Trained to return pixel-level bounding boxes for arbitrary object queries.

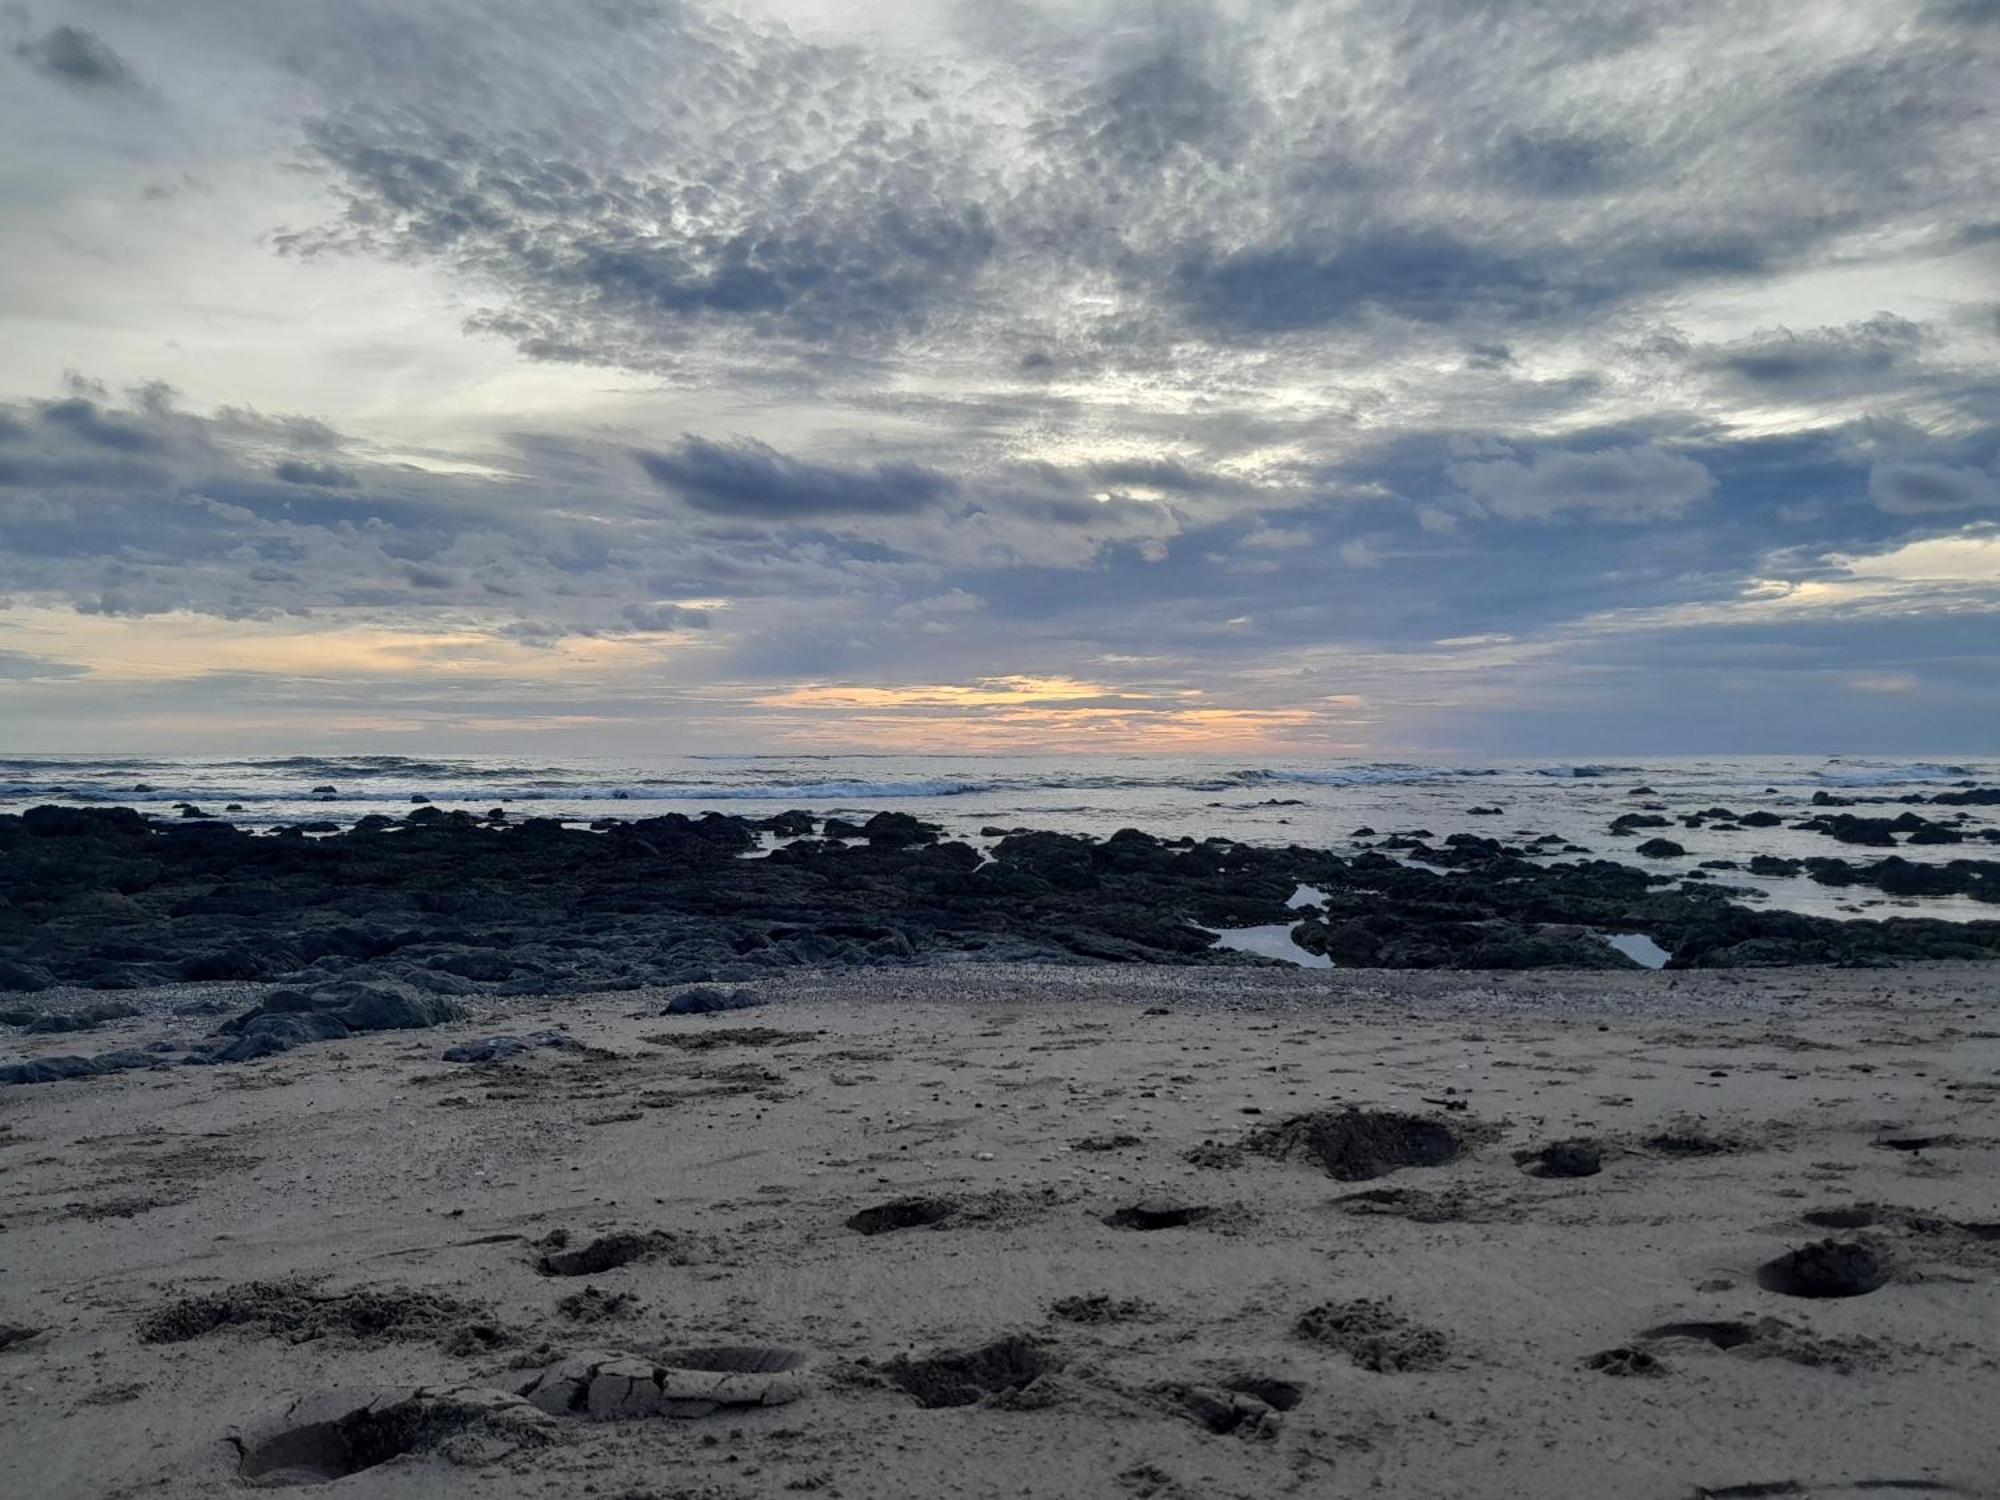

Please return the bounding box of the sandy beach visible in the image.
[3,963,1996,1498]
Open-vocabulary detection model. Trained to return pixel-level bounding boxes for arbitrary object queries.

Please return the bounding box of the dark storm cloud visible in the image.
[636,438,955,519]
[11,24,139,91]
[269,1,2000,392]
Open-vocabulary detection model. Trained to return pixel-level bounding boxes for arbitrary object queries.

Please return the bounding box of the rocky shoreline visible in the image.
[4,799,1998,1083]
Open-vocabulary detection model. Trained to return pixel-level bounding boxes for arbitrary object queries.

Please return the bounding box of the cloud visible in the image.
[1174,233,1577,334]
[0,648,86,681]
[281,4,1000,369]
[6,4,2000,753]
[1485,129,1628,196]
[1868,460,2000,513]
[1700,314,1925,386]
[11,25,140,91]
[1447,445,1716,523]
[39,397,160,452]
[275,459,358,488]
[620,601,711,632]
[891,588,986,634]
[636,437,955,519]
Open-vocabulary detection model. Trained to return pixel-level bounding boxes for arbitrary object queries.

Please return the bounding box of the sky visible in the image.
[1,0,1997,758]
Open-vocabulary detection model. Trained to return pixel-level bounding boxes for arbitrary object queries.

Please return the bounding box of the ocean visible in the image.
[4,752,1994,932]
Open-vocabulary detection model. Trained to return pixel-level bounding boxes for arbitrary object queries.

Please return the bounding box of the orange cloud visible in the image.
[753,675,1143,710]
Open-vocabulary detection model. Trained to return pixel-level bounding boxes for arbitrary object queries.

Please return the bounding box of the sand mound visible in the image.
[1245,1108,1470,1181]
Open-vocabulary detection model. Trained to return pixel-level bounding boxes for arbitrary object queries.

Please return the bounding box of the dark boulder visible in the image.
[662,986,764,1016]
[860,811,939,847]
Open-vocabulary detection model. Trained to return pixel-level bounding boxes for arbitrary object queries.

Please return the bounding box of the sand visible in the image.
[2,963,1997,1499]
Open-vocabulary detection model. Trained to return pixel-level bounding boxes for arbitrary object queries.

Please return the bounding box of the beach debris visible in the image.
[517,1345,808,1419]
[1173,1375,1301,1436]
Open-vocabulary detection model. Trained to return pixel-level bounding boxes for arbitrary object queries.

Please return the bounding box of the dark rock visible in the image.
[0,959,57,993]
[661,986,763,1016]
[1634,838,1686,858]
[859,811,939,847]
[1931,787,2000,806]
[1610,814,1670,833]
[0,1054,102,1085]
